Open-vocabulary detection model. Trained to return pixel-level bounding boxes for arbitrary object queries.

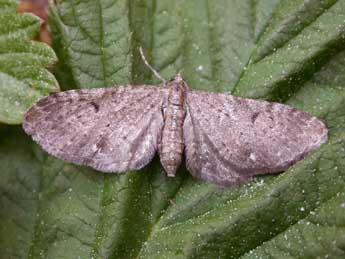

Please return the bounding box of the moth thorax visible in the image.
[168,83,186,106]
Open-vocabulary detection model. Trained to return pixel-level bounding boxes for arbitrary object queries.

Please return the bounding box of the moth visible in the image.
[23,48,328,186]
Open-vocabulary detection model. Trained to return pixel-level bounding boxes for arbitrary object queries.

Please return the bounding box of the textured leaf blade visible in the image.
[242,191,345,258]
[49,0,132,89]
[234,0,345,100]
[1,0,345,258]
[138,133,345,258]
[252,0,338,62]
[0,127,42,259]
[0,0,58,124]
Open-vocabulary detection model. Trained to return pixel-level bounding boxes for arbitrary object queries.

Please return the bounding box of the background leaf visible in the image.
[0,0,58,124]
[1,0,345,258]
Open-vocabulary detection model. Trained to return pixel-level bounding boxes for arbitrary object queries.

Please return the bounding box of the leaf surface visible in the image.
[1,0,345,258]
[0,0,58,124]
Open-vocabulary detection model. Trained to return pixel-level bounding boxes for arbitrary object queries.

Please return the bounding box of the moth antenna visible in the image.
[139,47,166,83]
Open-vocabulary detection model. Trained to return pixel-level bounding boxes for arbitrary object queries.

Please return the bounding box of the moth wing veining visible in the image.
[23,86,169,172]
[183,90,328,186]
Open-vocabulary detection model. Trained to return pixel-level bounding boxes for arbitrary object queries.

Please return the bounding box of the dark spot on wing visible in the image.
[90,101,100,112]
[36,97,51,107]
[96,138,108,151]
[251,112,260,123]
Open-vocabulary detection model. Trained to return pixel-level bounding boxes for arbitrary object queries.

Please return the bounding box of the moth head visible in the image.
[172,72,183,83]
[166,73,189,90]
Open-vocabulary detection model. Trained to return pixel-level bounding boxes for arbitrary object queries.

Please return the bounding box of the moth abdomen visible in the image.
[159,80,187,177]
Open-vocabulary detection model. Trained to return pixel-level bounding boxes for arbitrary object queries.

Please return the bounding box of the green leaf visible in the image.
[1,0,345,258]
[0,0,59,124]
